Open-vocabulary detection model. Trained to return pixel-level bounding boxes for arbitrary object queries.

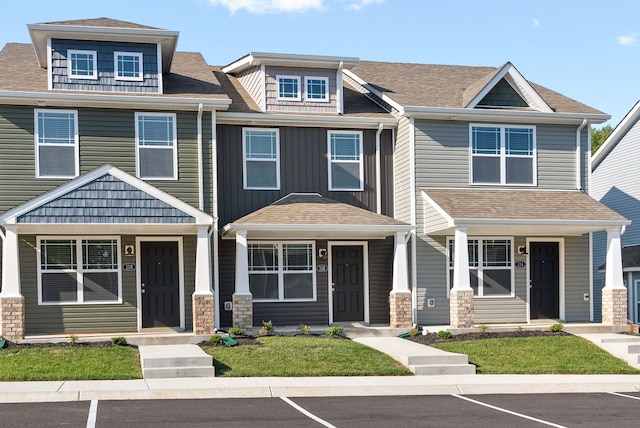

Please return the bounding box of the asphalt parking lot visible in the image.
[1,392,640,427]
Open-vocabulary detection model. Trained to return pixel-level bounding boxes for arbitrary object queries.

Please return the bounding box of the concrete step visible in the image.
[412,363,476,376]
[600,336,640,344]
[139,344,214,379]
[128,335,209,346]
[406,353,469,366]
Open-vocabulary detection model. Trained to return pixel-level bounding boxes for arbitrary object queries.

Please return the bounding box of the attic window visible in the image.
[277,75,301,101]
[477,79,528,108]
[68,50,97,80]
[114,52,143,81]
[305,77,329,102]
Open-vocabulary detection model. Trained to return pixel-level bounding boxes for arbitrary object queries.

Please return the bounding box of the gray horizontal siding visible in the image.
[393,117,413,223]
[51,39,159,93]
[236,66,264,109]
[265,66,337,114]
[564,235,591,321]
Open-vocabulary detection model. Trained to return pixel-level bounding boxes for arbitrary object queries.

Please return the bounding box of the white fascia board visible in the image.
[216,111,397,129]
[0,164,213,226]
[592,100,640,170]
[0,91,231,111]
[28,24,179,70]
[455,218,630,228]
[342,69,405,114]
[402,106,609,125]
[223,52,359,74]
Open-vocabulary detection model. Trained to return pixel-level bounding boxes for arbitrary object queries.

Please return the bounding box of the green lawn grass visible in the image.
[0,346,142,381]
[203,336,413,377]
[432,335,640,374]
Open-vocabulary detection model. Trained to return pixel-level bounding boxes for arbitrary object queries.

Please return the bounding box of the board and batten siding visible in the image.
[235,66,264,109]
[0,106,204,213]
[591,118,640,321]
[368,237,394,324]
[264,66,337,114]
[51,39,159,93]
[216,125,393,226]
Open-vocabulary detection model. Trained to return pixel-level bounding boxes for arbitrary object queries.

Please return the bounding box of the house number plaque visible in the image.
[515,261,526,268]
[317,264,328,272]
[123,263,136,271]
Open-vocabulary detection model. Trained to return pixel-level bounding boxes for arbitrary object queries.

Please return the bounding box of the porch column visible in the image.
[1,225,25,340]
[390,232,412,328]
[450,227,474,328]
[233,230,253,329]
[193,226,215,335]
[602,227,627,325]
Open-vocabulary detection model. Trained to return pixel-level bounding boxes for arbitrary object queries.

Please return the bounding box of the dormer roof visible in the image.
[28,17,179,72]
[223,52,359,74]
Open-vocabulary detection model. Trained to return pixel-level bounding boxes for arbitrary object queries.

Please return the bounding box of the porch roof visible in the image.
[422,188,629,236]
[222,193,413,240]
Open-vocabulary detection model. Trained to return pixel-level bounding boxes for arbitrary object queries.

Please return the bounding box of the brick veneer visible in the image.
[450,289,474,328]
[602,288,627,326]
[192,294,215,335]
[1,296,25,340]
[232,294,253,329]
[389,291,412,328]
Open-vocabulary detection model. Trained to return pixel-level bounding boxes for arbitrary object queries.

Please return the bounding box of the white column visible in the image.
[604,227,625,290]
[392,232,409,292]
[234,230,251,296]
[194,226,212,295]
[1,225,21,297]
[452,227,472,291]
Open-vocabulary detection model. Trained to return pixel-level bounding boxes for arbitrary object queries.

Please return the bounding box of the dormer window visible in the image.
[305,77,329,102]
[277,75,301,101]
[68,50,97,79]
[114,52,143,81]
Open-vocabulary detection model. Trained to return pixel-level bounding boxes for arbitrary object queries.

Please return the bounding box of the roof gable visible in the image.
[592,101,640,170]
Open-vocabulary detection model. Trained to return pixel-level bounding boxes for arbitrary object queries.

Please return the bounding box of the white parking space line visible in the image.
[607,392,640,401]
[86,400,98,428]
[281,397,337,428]
[452,394,567,428]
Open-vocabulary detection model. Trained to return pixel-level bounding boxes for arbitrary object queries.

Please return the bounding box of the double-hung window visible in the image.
[38,237,121,304]
[68,50,97,79]
[447,238,514,297]
[470,124,536,185]
[328,131,363,191]
[248,242,315,301]
[243,128,280,189]
[305,76,329,102]
[114,51,143,81]
[277,75,301,100]
[35,109,79,178]
[135,113,177,180]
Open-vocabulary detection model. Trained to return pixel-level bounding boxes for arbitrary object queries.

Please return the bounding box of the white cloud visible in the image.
[532,18,540,28]
[618,33,637,47]
[208,0,324,14]
[347,0,385,11]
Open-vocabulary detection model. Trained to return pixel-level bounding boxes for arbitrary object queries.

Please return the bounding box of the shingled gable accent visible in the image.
[222,193,412,239]
[0,164,212,228]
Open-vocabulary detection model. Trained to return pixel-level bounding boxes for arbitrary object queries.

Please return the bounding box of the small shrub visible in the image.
[298,324,311,335]
[517,325,524,332]
[326,326,344,337]
[437,330,453,339]
[69,334,79,344]
[549,323,564,332]
[228,327,245,336]
[258,320,275,336]
[208,335,222,343]
[111,336,128,346]
[478,324,488,333]
[409,326,420,336]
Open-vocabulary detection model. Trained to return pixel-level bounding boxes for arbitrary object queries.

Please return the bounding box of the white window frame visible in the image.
[37,236,122,305]
[135,112,178,180]
[248,241,317,302]
[328,130,364,191]
[304,76,329,102]
[446,236,515,298]
[34,109,79,179]
[469,124,537,186]
[276,75,301,101]
[67,49,97,80]
[242,127,280,190]
[114,51,143,81]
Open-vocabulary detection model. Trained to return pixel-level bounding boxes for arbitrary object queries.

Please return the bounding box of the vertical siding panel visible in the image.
[368,238,393,324]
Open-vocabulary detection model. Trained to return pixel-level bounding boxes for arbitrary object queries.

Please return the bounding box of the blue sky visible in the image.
[1,0,638,128]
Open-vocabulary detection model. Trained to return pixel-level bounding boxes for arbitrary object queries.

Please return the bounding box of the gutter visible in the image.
[375,122,383,214]
[576,118,587,190]
[197,103,204,211]
[216,111,396,128]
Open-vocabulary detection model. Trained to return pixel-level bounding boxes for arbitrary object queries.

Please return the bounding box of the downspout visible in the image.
[197,103,204,210]
[211,110,221,330]
[0,226,5,241]
[576,118,587,190]
[375,122,383,214]
[337,61,344,115]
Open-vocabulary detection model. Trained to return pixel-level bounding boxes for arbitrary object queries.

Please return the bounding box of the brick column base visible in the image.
[192,294,215,335]
[602,288,627,325]
[450,289,474,328]
[1,296,25,340]
[389,291,412,328]
[232,294,253,329]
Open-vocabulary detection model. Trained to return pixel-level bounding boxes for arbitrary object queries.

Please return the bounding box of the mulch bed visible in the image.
[407,330,571,346]
[198,333,348,347]
[0,341,131,350]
